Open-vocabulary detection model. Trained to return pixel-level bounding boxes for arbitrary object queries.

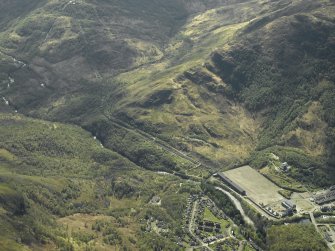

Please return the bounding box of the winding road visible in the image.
[215,187,255,227]
[309,212,335,251]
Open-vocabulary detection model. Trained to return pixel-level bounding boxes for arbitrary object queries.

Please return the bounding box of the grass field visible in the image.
[224,166,284,206]
[203,207,230,229]
[57,213,138,251]
[260,166,306,192]
[243,243,257,251]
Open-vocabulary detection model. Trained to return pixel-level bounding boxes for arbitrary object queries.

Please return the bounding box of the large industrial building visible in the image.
[282,200,296,210]
[217,173,246,195]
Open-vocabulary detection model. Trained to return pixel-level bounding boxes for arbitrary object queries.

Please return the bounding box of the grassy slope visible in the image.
[0,0,198,119]
[0,112,198,250]
[0,0,334,249]
[106,0,335,185]
[110,0,277,167]
[0,0,333,183]
[0,0,264,170]
[208,0,335,186]
[109,0,335,186]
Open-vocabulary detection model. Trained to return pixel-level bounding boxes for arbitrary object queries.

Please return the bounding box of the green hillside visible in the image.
[0,0,334,250]
[208,0,335,185]
[0,113,194,250]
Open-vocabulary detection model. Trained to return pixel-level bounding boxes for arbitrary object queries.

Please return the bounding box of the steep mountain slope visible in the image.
[103,0,334,185]
[0,0,267,169]
[207,0,335,185]
[0,0,334,185]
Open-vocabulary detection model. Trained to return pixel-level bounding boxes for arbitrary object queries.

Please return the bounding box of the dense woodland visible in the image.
[267,224,328,251]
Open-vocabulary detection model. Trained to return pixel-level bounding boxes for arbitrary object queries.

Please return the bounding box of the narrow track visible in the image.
[108,116,201,165]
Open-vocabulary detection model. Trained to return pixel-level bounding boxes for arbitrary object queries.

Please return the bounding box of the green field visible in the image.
[260,165,307,192]
[203,207,230,229]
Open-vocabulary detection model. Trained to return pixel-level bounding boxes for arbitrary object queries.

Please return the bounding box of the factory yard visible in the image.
[223,166,284,206]
[290,192,314,212]
[217,164,335,249]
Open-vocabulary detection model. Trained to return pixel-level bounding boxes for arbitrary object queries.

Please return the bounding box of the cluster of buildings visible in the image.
[260,199,296,218]
[196,197,227,222]
[183,195,230,245]
[281,199,296,217]
[320,226,334,243]
[217,172,299,218]
[324,232,333,243]
[144,216,169,233]
[183,195,200,247]
[202,234,225,244]
[194,197,230,243]
[320,205,335,212]
[314,186,335,205]
[263,205,280,218]
[184,194,198,226]
[149,195,161,205]
[279,162,291,172]
[197,220,222,233]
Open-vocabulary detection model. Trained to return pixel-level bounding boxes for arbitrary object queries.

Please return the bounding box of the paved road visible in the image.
[189,200,198,234]
[208,235,231,246]
[309,212,335,251]
[244,197,278,221]
[212,177,279,221]
[215,187,255,227]
[309,212,319,232]
[188,200,214,251]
